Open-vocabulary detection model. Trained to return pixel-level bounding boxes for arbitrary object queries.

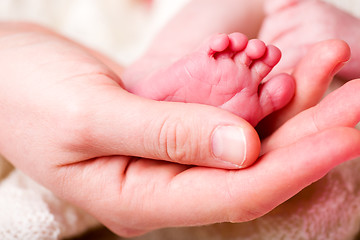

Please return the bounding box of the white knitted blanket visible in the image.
[0,0,360,239]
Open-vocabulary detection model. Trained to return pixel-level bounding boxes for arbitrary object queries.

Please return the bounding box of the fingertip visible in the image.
[211,121,260,169]
[329,39,351,62]
[294,39,351,79]
[238,124,261,168]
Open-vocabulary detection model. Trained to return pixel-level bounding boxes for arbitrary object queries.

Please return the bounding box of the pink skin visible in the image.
[0,23,358,238]
[128,33,295,126]
[257,39,351,136]
[259,0,360,80]
[58,40,358,237]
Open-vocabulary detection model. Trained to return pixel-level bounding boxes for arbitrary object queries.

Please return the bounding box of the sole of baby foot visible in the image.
[130,32,294,126]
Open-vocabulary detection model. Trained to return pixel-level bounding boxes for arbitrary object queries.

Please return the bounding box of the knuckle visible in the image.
[54,73,116,152]
[57,100,95,151]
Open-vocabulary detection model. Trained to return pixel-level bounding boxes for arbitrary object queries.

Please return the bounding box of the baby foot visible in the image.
[129,33,295,126]
[260,0,360,80]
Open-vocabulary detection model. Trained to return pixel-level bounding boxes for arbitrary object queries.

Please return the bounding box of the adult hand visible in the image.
[1,23,359,238]
[58,80,360,237]
[257,39,351,136]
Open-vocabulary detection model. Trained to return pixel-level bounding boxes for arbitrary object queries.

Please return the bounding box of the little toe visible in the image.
[228,32,248,52]
[208,33,230,55]
[258,73,295,120]
[251,45,282,79]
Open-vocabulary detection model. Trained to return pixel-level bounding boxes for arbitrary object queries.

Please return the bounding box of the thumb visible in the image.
[81,90,260,169]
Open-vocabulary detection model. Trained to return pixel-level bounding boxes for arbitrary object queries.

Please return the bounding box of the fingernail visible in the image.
[212,126,247,168]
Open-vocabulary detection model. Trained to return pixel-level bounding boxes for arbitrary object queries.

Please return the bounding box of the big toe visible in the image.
[258,73,295,121]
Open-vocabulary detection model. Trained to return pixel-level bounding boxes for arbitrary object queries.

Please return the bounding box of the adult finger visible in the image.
[262,79,360,154]
[67,88,260,169]
[52,127,360,237]
[257,39,350,137]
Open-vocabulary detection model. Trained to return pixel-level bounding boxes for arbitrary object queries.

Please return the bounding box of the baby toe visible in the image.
[244,39,267,60]
[251,45,282,79]
[258,73,295,119]
[208,33,230,54]
[228,32,248,52]
[234,39,267,69]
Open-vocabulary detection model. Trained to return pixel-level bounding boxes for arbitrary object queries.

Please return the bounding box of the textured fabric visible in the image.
[0,0,360,239]
[0,170,98,240]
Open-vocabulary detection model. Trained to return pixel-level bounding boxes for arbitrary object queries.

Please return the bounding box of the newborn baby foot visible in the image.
[129,33,294,126]
[260,0,360,80]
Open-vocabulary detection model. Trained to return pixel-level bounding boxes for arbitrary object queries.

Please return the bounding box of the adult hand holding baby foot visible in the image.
[97,39,359,237]
[1,21,359,238]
